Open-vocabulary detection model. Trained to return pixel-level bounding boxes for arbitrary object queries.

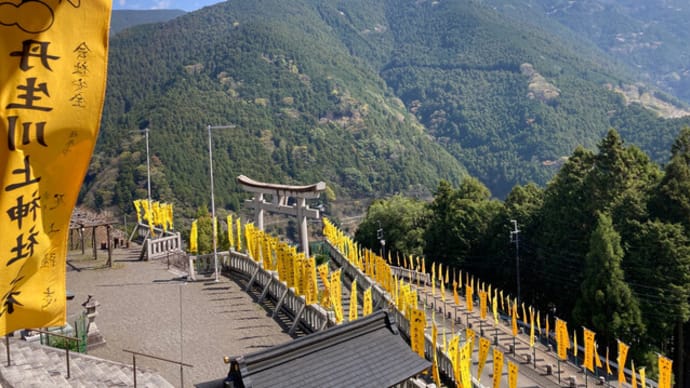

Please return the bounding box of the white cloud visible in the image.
[152,1,172,9]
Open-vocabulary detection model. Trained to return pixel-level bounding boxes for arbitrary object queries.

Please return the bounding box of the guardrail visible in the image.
[144,233,182,260]
[123,348,192,388]
[187,251,334,335]
[324,241,486,388]
[33,330,81,379]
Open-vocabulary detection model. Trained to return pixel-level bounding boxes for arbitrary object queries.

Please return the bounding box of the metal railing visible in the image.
[123,349,192,388]
[33,330,81,379]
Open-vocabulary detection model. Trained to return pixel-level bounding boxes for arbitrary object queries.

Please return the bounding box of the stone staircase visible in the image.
[0,338,173,387]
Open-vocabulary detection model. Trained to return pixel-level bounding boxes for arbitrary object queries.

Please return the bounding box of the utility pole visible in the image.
[510,219,520,303]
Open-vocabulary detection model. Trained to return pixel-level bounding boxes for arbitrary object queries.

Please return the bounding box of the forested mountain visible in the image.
[84,0,690,217]
[485,0,690,104]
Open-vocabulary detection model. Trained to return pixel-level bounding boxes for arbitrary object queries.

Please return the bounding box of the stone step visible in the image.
[0,339,174,387]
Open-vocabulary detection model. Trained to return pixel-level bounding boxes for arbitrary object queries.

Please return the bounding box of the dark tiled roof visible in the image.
[225,310,430,388]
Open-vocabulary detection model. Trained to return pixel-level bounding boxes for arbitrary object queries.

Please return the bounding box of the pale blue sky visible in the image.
[113,0,224,12]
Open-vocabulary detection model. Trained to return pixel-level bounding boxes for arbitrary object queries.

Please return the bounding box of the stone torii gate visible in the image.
[237,175,326,258]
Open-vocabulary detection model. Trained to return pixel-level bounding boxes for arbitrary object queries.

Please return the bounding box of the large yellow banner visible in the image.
[0,1,111,335]
[583,327,596,372]
[477,336,491,379]
[508,361,519,388]
[657,354,672,388]
[492,348,504,388]
[556,318,570,360]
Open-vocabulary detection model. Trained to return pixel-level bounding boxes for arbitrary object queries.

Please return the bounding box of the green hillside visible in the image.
[485,0,690,104]
[84,0,690,216]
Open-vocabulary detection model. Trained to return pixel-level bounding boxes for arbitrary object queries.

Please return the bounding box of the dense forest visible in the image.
[354,128,690,385]
[84,0,690,220]
[485,0,690,104]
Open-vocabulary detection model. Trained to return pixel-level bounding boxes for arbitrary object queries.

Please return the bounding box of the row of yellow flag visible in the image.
[133,199,174,234]
[192,217,375,322]
[322,218,673,388]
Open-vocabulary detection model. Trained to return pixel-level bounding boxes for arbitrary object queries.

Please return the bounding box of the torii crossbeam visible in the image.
[237,175,326,258]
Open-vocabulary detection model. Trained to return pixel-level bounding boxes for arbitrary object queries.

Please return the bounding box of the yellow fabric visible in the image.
[618,340,629,386]
[0,0,111,335]
[348,279,358,321]
[190,220,198,253]
[583,327,595,372]
[492,348,504,388]
[477,336,491,379]
[658,354,673,388]
[508,361,519,388]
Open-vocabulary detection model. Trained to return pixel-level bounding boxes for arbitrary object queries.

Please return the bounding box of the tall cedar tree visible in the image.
[573,212,644,349]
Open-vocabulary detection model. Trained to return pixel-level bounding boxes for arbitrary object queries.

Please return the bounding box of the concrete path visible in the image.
[64,245,293,387]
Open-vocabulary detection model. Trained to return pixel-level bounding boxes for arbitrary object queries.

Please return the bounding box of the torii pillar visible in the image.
[237,175,326,258]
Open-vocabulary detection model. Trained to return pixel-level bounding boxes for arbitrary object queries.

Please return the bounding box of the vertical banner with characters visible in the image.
[0,1,111,335]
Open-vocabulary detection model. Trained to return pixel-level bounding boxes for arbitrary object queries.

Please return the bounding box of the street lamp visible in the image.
[510,219,520,303]
[207,124,236,282]
[376,222,385,261]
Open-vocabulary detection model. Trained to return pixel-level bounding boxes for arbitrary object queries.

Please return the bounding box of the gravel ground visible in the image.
[66,246,292,387]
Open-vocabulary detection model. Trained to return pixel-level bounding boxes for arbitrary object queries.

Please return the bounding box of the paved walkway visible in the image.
[62,245,292,387]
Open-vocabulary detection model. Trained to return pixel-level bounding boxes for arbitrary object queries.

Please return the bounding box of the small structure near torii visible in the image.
[237,175,325,258]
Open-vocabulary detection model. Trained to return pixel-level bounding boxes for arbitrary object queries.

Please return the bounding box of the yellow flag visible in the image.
[348,279,358,321]
[459,340,472,388]
[466,327,476,354]
[190,220,198,253]
[453,281,461,306]
[556,318,570,361]
[594,342,603,368]
[479,290,488,320]
[431,263,436,297]
[317,263,331,306]
[521,302,527,324]
[331,269,343,324]
[631,360,638,388]
[226,214,234,249]
[492,348,504,388]
[432,321,441,386]
[0,0,111,335]
[134,200,142,223]
[465,280,474,312]
[236,218,242,251]
[639,367,646,388]
[363,287,372,316]
[508,361,519,388]
[658,354,673,388]
[583,327,595,372]
[492,294,499,325]
[477,336,491,378]
[529,307,535,348]
[511,300,518,337]
[536,310,541,336]
[410,308,426,359]
[618,340,629,386]
[606,347,613,375]
[545,314,550,339]
[448,334,460,383]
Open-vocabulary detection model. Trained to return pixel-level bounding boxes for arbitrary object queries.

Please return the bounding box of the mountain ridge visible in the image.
[83,0,690,217]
